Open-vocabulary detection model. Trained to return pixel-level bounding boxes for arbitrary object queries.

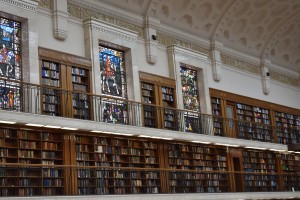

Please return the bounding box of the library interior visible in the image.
[0,0,300,199]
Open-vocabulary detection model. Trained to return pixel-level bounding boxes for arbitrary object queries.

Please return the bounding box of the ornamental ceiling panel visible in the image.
[83,0,300,73]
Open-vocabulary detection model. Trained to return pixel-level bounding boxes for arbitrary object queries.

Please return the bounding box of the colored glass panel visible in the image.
[99,46,126,98]
[180,67,200,112]
[0,81,21,110]
[102,98,128,124]
[0,17,21,111]
[0,17,21,80]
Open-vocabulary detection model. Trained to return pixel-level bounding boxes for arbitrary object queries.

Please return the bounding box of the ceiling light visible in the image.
[138,135,151,138]
[151,136,162,139]
[61,127,78,130]
[121,133,134,136]
[287,151,294,153]
[191,141,211,144]
[110,132,122,135]
[244,146,267,150]
[162,138,173,140]
[44,125,61,129]
[91,130,102,133]
[0,120,17,124]
[294,152,300,154]
[215,143,240,147]
[25,123,44,127]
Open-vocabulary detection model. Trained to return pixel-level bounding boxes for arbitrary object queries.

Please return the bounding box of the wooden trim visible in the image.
[139,72,176,87]
[210,88,300,115]
[38,47,91,68]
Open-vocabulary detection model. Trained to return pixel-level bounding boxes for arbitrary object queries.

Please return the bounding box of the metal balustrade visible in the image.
[0,79,299,145]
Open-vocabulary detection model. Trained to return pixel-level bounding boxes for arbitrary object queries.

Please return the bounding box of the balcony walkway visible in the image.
[3,192,300,200]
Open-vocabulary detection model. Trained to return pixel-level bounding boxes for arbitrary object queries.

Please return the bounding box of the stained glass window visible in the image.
[99,45,128,124]
[99,46,126,98]
[0,17,21,80]
[0,17,21,111]
[180,67,200,112]
[180,66,201,133]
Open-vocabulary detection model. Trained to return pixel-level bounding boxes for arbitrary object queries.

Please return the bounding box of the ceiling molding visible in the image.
[209,0,236,40]
[260,9,300,59]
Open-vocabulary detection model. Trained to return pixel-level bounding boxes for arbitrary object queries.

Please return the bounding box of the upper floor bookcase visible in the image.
[210,88,300,144]
[140,72,176,130]
[39,48,92,119]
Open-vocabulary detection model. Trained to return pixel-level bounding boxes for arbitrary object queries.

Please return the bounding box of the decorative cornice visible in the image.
[1,0,39,11]
[167,45,208,62]
[68,3,144,39]
[158,33,210,56]
[38,0,50,10]
[221,54,260,75]
[84,18,138,42]
[269,70,299,87]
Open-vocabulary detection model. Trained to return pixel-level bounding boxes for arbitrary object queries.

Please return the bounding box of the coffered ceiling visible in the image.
[93,0,300,73]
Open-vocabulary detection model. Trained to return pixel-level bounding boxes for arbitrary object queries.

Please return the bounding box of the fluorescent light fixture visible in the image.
[161,137,173,140]
[294,152,300,154]
[138,135,151,138]
[244,146,267,150]
[215,143,240,147]
[191,141,211,144]
[287,151,294,153]
[151,136,163,139]
[110,132,122,135]
[269,149,278,151]
[102,131,114,134]
[61,127,78,130]
[121,133,134,136]
[44,125,61,129]
[91,130,102,133]
[25,123,44,127]
[0,120,17,124]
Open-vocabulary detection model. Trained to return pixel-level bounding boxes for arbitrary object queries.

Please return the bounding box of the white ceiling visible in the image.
[94,0,300,73]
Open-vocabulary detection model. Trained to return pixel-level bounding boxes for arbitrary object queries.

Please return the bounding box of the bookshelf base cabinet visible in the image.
[0,126,300,196]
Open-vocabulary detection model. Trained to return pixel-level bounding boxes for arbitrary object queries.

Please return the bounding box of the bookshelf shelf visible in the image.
[242,150,278,192]
[167,143,229,193]
[0,128,64,196]
[75,135,161,195]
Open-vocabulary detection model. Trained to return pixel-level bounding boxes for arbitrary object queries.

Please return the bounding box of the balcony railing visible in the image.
[0,78,299,145]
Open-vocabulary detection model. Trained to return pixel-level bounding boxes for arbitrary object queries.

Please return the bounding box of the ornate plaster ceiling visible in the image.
[96,0,300,73]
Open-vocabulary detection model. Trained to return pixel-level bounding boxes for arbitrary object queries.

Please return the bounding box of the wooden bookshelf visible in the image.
[71,66,91,120]
[275,112,300,144]
[41,60,61,116]
[141,82,157,128]
[280,153,298,191]
[0,128,64,196]
[39,47,92,120]
[242,150,278,192]
[140,72,177,130]
[74,135,161,195]
[210,88,300,144]
[211,97,224,136]
[167,143,229,193]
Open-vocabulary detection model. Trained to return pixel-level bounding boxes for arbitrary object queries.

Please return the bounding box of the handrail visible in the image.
[0,78,299,144]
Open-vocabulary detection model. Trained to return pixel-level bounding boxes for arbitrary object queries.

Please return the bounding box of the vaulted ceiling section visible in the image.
[93,0,300,73]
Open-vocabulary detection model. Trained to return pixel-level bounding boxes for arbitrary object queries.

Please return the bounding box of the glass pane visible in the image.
[0,81,21,110]
[102,98,128,124]
[180,67,200,112]
[99,46,126,98]
[0,17,21,80]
